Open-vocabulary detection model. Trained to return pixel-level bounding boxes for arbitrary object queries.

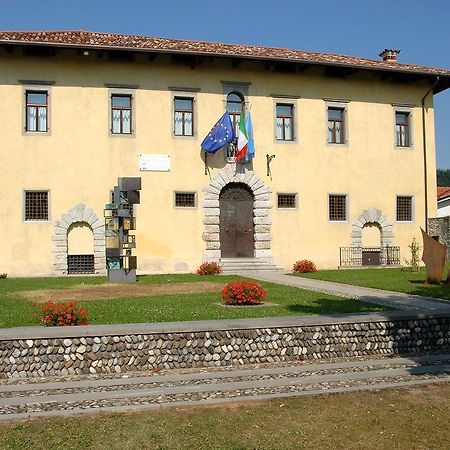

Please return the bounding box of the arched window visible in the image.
[226,92,244,134]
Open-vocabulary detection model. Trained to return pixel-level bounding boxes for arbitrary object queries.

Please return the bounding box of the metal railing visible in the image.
[340,246,400,267]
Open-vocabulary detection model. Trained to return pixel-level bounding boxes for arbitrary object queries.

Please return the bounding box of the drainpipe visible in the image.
[421,76,440,233]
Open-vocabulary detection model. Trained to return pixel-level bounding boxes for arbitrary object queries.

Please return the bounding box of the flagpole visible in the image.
[204,152,208,175]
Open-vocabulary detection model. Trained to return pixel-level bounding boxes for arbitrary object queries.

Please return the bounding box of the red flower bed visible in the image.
[222,281,266,305]
[293,259,317,273]
[34,301,89,326]
[197,262,223,275]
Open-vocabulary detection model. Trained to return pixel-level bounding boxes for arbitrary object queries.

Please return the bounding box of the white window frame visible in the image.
[22,83,52,135]
[328,193,348,223]
[170,89,197,138]
[276,193,298,210]
[325,100,349,147]
[396,194,415,223]
[23,189,51,223]
[393,106,414,149]
[108,87,136,137]
[173,191,197,209]
[273,98,297,143]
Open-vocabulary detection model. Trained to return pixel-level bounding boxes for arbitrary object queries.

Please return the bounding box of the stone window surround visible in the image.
[351,207,394,247]
[23,189,50,223]
[325,98,350,147]
[174,191,197,209]
[396,195,415,223]
[21,81,53,136]
[170,87,199,138]
[328,193,348,223]
[52,203,106,275]
[107,86,136,138]
[273,97,298,143]
[202,163,273,264]
[393,104,414,149]
[277,192,298,210]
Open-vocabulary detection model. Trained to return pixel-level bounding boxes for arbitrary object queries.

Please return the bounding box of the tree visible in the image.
[437,169,450,186]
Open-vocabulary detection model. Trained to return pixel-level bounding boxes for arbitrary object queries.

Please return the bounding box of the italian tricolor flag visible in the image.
[236,111,248,161]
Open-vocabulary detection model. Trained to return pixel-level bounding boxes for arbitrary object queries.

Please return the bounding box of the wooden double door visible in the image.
[219,184,254,258]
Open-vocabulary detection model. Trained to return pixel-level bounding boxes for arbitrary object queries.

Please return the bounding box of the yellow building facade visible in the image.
[1,31,449,277]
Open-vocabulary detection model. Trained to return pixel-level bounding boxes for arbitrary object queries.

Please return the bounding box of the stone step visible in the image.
[1,354,449,421]
[219,258,283,273]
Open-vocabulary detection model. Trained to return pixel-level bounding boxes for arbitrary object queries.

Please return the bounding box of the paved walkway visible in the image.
[1,354,449,421]
[236,271,450,313]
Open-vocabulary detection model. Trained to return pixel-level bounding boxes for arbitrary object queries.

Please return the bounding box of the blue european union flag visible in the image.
[201,111,235,154]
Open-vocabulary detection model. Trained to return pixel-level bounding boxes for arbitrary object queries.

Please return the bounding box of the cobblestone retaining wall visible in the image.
[1,315,449,378]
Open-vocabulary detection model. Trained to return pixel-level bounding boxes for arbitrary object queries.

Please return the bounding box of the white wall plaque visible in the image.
[139,154,171,172]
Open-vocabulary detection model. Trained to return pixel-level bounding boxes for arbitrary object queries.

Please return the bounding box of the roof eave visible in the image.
[1,38,450,90]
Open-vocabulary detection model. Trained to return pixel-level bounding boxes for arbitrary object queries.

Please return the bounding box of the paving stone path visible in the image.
[1,354,449,421]
[237,271,450,313]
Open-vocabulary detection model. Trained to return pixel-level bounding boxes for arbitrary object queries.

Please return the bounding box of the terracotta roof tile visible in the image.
[437,186,450,200]
[1,30,450,77]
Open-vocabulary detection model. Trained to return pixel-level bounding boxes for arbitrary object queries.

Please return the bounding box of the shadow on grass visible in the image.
[285,298,387,315]
[409,284,450,301]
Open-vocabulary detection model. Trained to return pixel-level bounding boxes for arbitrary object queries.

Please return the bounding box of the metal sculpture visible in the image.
[104,177,141,283]
[420,227,447,284]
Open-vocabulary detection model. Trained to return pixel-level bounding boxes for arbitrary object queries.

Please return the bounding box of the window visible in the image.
[276,104,294,141]
[26,91,48,132]
[174,97,194,136]
[327,107,345,144]
[25,191,49,221]
[175,192,196,207]
[67,255,94,274]
[111,94,132,134]
[226,92,244,134]
[397,196,413,221]
[328,195,347,221]
[395,112,411,147]
[277,193,296,208]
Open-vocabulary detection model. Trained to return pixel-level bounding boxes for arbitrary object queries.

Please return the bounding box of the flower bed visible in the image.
[222,281,266,305]
[293,260,317,273]
[197,262,223,275]
[34,301,89,326]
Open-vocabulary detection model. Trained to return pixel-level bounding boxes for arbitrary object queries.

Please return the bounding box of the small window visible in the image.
[277,193,296,208]
[26,91,48,132]
[174,97,194,136]
[226,92,244,134]
[175,192,196,207]
[111,94,132,134]
[276,104,294,141]
[397,196,413,221]
[395,112,410,147]
[328,195,347,221]
[327,107,345,144]
[25,191,49,221]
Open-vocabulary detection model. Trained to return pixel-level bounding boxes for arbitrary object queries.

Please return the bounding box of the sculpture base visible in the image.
[108,269,136,284]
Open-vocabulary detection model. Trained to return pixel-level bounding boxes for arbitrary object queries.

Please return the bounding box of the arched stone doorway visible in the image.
[361,222,382,247]
[351,207,394,247]
[219,183,254,257]
[202,164,273,263]
[67,222,95,274]
[52,203,106,275]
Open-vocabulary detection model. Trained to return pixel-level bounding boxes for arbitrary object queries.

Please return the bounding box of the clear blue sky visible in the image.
[2,0,449,167]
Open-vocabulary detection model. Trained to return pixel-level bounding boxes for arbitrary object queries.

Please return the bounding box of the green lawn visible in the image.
[1,383,448,450]
[295,266,450,300]
[0,274,388,328]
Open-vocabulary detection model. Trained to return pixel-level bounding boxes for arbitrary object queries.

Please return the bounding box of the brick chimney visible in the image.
[379,49,400,63]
